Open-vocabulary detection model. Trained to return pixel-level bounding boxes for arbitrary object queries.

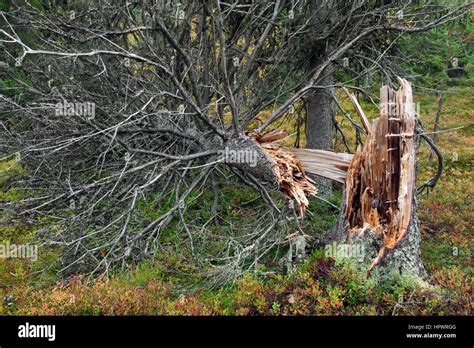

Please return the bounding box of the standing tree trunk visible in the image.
[322,79,426,279]
[305,0,336,197]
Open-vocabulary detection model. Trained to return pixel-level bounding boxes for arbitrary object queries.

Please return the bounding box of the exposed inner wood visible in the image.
[250,130,318,216]
[248,79,416,273]
[250,129,352,216]
[344,78,416,271]
[290,148,353,184]
[343,87,372,134]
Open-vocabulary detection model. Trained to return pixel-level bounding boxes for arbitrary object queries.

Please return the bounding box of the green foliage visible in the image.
[398,21,473,88]
[0,0,11,11]
[304,191,342,234]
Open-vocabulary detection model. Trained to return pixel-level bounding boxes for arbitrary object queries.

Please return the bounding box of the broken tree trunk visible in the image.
[218,129,318,217]
[245,129,352,216]
[228,79,424,278]
[329,78,426,278]
[246,129,318,216]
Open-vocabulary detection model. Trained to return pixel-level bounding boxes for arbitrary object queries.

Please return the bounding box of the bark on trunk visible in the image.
[305,68,335,156]
[305,0,336,197]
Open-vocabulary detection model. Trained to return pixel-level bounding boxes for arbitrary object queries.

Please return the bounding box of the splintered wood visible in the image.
[250,129,317,216]
[344,78,417,272]
[290,148,353,184]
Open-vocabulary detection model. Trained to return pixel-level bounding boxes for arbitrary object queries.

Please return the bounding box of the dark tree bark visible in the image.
[305,1,336,197]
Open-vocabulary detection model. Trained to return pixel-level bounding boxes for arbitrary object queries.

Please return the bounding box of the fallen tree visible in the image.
[209,78,428,279]
[0,2,459,284]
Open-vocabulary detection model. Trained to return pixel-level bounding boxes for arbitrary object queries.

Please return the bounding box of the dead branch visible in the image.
[417,132,444,194]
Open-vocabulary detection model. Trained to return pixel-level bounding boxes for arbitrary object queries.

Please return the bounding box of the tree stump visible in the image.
[327,79,426,279]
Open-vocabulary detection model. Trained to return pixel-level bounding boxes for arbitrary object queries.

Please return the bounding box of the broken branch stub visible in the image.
[344,78,417,272]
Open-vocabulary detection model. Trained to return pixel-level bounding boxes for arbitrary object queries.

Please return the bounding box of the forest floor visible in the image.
[0,84,472,316]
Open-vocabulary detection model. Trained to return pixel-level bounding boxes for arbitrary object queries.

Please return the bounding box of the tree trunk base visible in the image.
[322,198,426,280]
